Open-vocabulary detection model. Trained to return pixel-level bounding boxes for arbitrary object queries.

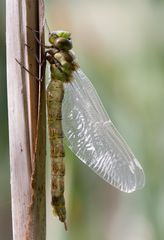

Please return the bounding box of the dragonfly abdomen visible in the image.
[47,79,66,224]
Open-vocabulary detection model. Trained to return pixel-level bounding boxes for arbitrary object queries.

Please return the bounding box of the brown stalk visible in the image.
[6,0,46,239]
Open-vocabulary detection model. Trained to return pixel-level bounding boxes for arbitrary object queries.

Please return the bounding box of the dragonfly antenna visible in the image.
[45,18,51,34]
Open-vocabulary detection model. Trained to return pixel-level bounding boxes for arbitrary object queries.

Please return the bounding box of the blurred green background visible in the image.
[1,0,164,239]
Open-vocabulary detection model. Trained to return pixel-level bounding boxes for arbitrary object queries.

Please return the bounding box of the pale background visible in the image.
[1,0,164,239]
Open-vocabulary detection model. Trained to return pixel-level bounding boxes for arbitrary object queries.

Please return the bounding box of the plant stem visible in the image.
[6,0,46,239]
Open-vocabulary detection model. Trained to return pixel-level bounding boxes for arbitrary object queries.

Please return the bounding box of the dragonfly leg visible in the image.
[15,58,42,82]
[26,26,51,49]
[25,43,50,67]
[25,43,40,63]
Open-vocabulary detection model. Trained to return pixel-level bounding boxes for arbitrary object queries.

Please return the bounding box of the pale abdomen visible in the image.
[47,78,66,224]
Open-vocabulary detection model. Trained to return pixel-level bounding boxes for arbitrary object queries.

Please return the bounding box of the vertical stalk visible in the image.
[6,1,46,239]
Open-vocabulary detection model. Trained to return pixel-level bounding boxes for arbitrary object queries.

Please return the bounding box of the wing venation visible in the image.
[62,68,145,192]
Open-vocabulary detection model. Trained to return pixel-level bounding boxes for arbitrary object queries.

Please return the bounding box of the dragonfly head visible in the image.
[49,31,73,51]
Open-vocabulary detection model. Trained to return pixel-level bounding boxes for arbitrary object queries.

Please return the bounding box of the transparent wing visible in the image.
[62,68,145,192]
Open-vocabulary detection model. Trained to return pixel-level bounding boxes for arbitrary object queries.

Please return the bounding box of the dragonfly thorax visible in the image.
[46,30,78,82]
[46,40,78,82]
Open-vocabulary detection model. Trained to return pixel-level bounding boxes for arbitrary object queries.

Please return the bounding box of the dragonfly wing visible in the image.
[62,68,145,192]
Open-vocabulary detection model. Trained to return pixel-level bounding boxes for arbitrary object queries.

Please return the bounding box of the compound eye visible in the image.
[55,37,72,51]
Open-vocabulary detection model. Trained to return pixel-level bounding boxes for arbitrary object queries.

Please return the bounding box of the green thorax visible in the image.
[47,30,78,82]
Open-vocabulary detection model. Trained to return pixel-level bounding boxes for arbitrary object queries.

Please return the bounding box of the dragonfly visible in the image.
[43,30,145,230]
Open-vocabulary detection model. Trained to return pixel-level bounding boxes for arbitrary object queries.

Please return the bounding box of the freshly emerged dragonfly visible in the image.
[45,30,145,229]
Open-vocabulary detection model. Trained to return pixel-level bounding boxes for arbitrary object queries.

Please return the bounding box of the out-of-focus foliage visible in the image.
[1,1,164,240]
[45,1,164,240]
